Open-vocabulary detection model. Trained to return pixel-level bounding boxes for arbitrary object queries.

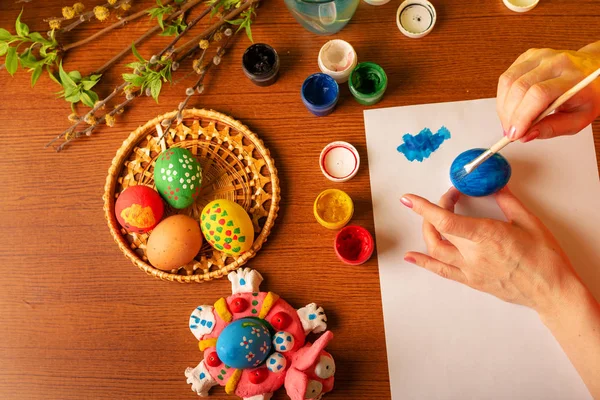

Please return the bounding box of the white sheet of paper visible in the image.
[364,98,599,400]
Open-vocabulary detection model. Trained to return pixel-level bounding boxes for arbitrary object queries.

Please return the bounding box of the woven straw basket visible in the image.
[103,109,280,283]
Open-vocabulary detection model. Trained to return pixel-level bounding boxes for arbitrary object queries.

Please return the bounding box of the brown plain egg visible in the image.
[146,215,202,271]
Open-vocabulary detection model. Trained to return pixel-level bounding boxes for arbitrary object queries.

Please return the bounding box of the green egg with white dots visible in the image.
[154,148,203,209]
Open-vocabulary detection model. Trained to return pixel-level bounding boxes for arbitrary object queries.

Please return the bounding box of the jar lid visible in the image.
[319,141,360,182]
[503,0,539,12]
[313,189,354,230]
[396,0,437,38]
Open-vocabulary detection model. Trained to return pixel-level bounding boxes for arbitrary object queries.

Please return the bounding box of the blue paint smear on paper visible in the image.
[397,126,451,162]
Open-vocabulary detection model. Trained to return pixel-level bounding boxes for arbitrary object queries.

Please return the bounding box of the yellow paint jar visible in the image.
[313,189,354,230]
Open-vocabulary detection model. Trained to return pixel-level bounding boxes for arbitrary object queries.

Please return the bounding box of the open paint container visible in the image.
[320,141,360,182]
[314,189,354,230]
[334,225,374,265]
[318,39,358,83]
[396,0,437,38]
[348,62,388,106]
[301,73,340,116]
[242,43,280,87]
[503,0,539,12]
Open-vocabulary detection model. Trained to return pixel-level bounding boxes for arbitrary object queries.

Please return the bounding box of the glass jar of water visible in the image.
[284,0,360,35]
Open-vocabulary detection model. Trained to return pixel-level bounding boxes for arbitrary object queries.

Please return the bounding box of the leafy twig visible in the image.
[173,0,257,55]
[57,0,132,34]
[93,0,202,75]
[160,27,233,137]
[157,3,214,58]
[56,96,136,152]
[62,1,174,52]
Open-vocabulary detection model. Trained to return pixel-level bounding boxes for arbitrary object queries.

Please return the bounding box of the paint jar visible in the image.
[502,0,539,12]
[320,141,360,182]
[334,225,374,265]
[318,39,358,83]
[301,73,340,116]
[242,43,280,87]
[314,189,354,230]
[284,0,360,35]
[348,62,387,106]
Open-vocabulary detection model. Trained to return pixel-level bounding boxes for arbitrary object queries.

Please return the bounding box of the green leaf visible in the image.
[122,73,144,87]
[64,84,80,98]
[68,70,82,82]
[0,29,12,41]
[15,9,29,37]
[65,91,81,103]
[47,65,61,85]
[227,18,244,25]
[131,43,144,63]
[80,90,96,107]
[5,47,18,76]
[88,74,102,82]
[58,63,76,89]
[18,48,37,68]
[82,80,97,90]
[0,42,8,56]
[31,65,42,87]
[150,79,161,103]
[28,32,45,43]
[245,24,253,42]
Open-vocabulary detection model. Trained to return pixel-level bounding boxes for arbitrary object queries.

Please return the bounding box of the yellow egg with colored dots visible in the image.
[200,200,255,256]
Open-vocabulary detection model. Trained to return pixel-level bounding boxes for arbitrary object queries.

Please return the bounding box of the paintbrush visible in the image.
[459,66,600,178]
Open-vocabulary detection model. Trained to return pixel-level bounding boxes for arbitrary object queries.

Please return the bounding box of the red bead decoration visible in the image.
[206,352,221,367]
[249,368,268,384]
[271,312,292,330]
[230,297,249,313]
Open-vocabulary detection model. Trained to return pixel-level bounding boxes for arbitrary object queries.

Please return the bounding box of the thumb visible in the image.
[494,187,537,229]
[521,108,593,142]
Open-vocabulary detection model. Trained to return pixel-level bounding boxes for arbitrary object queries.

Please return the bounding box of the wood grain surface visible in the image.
[0,1,598,399]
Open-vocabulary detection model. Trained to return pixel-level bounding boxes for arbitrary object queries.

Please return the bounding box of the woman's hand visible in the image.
[400,187,581,316]
[497,41,600,143]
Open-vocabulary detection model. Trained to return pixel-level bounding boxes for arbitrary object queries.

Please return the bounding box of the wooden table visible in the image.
[0,1,598,399]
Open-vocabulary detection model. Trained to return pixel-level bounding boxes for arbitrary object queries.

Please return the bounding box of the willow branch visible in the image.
[45,81,129,148]
[58,0,132,34]
[160,28,234,138]
[174,0,257,55]
[56,96,136,152]
[92,0,203,75]
[157,3,214,59]
[62,1,174,52]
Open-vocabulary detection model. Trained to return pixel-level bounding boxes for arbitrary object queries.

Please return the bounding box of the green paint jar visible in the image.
[348,62,388,106]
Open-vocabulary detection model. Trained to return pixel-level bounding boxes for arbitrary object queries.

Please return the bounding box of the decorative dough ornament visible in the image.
[185,268,336,400]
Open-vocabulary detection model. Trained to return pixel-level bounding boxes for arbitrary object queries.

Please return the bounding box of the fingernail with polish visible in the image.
[522,130,539,143]
[404,256,416,264]
[400,197,413,208]
[508,126,517,139]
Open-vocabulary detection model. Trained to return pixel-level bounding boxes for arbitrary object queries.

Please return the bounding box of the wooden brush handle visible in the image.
[489,66,600,155]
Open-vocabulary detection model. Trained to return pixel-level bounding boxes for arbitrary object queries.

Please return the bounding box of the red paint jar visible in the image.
[334,225,374,265]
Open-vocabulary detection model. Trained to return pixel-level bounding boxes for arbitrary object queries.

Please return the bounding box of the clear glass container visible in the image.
[284,0,360,35]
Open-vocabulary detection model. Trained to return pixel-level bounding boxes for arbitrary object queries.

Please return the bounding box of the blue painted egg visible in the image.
[450,148,511,197]
[272,331,295,353]
[216,318,272,369]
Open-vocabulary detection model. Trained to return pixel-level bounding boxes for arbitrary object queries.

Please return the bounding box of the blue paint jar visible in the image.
[301,73,339,116]
[450,148,512,197]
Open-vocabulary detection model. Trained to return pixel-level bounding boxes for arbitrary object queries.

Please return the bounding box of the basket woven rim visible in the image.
[103,108,280,283]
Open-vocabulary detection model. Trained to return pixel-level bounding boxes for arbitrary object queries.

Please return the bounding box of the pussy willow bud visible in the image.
[171,62,180,71]
[145,87,152,97]
[161,119,171,127]
[126,92,135,101]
